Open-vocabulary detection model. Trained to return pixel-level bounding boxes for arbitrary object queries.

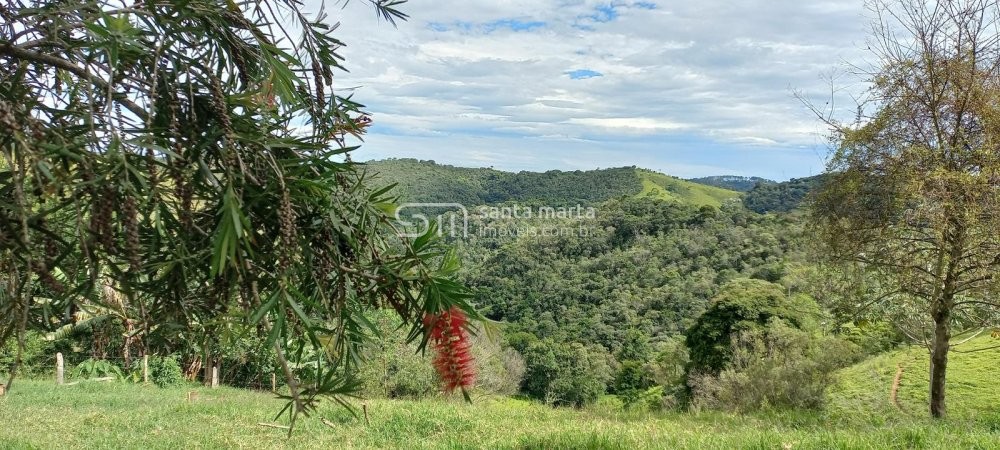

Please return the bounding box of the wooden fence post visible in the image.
[203,351,212,387]
[143,355,149,384]
[210,361,219,389]
[271,373,276,392]
[56,352,64,385]
[0,384,6,396]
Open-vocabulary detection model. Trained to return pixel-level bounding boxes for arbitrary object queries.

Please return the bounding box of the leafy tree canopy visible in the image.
[0,0,479,428]
[684,278,815,376]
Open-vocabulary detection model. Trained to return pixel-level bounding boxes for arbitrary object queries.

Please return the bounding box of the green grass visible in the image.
[829,335,1000,424]
[1,379,998,449]
[636,170,741,208]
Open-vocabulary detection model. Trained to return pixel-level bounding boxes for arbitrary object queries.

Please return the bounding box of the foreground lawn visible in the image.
[1,380,998,449]
[829,335,1000,423]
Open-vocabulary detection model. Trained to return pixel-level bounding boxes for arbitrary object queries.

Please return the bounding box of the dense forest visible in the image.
[362,160,898,408]
[363,159,643,205]
[741,175,829,214]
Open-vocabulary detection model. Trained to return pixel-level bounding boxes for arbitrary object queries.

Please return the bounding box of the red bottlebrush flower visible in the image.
[424,307,476,397]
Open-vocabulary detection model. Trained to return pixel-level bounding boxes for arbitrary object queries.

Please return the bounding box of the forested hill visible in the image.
[363,158,740,207]
[687,175,774,192]
[742,174,830,213]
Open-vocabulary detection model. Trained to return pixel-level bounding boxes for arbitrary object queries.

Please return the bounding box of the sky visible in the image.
[303,0,874,181]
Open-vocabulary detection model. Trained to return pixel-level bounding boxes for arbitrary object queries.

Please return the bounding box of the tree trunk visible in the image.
[203,349,213,387]
[929,311,950,418]
[930,218,963,419]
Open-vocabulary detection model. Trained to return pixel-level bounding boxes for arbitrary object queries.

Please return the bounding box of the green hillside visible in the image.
[828,335,1000,422]
[363,158,642,205]
[637,169,742,208]
[363,159,741,208]
[361,159,498,205]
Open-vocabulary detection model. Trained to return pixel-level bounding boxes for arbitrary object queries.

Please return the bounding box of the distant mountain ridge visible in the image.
[687,175,775,192]
[363,159,742,208]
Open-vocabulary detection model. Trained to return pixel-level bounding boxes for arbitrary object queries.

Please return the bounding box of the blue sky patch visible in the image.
[427,18,545,33]
[567,69,603,79]
[591,4,620,22]
[484,19,546,32]
[427,21,473,32]
[573,3,622,30]
[427,22,450,32]
[570,2,656,30]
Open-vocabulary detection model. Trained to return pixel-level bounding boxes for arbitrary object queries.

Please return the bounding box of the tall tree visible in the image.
[812,0,1000,418]
[0,0,479,428]
[684,278,810,377]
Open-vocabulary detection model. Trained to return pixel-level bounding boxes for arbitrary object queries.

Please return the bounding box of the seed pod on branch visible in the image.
[312,59,325,112]
[277,184,298,273]
[122,194,141,273]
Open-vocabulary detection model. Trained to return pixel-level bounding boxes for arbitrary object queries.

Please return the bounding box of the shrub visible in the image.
[361,342,438,398]
[138,355,184,387]
[217,332,278,388]
[73,358,124,380]
[647,337,690,409]
[636,385,668,412]
[522,339,610,407]
[690,321,860,412]
[357,311,526,399]
[472,333,526,396]
[357,311,440,398]
[0,331,54,378]
[612,360,655,408]
[839,321,904,356]
[545,372,605,408]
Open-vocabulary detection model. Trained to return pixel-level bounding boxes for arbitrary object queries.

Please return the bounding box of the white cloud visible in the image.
[302,0,872,178]
[567,117,690,132]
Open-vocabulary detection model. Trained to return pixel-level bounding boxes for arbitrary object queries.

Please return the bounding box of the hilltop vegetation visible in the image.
[688,175,774,192]
[742,175,828,213]
[364,159,643,205]
[366,158,831,215]
[636,170,741,208]
[364,159,740,208]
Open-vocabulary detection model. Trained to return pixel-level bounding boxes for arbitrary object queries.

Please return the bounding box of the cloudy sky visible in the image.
[305,0,873,180]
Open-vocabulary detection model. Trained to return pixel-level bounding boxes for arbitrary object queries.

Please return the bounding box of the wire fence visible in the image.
[2,352,284,392]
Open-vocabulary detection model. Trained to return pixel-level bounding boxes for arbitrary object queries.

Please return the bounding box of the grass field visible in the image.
[828,335,1000,423]
[636,170,741,208]
[1,374,998,449]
